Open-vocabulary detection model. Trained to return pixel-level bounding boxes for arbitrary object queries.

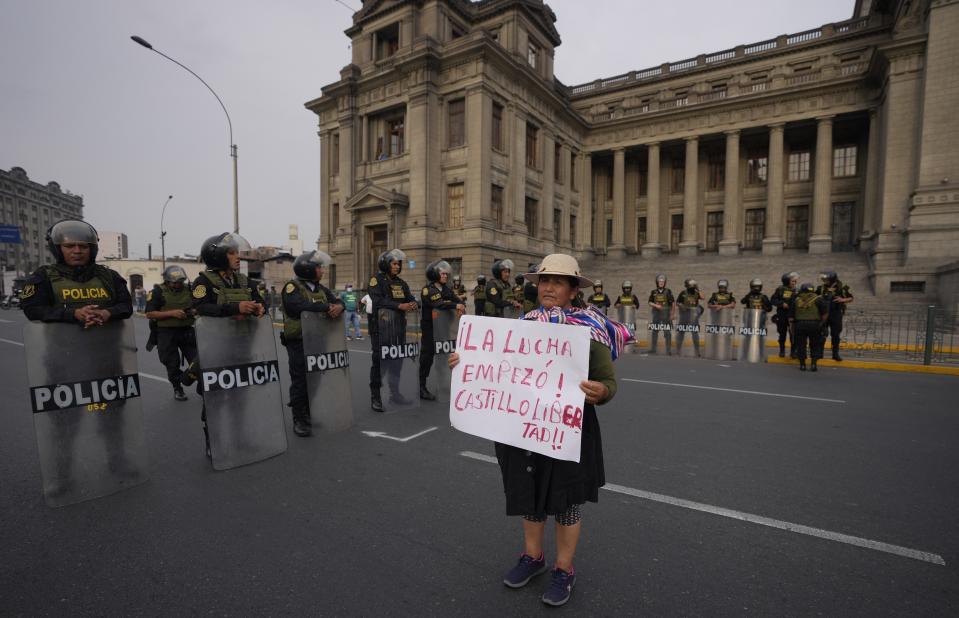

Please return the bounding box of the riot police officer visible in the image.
[522,275,538,314]
[614,280,639,307]
[789,282,829,371]
[187,232,265,456]
[588,279,611,314]
[707,279,737,310]
[816,271,853,361]
[144,265,197,401]
[512,275,526,311]
[451,275,468,304]
[281,250,343,437]
[368,248,418,412]
[740,278,773,312]
[647,274,674,355]
[675,278,704,356]
[472,275,487,316]
[770,271,799,357]
[485,259,521,318]
[21,219,133,325]
[419,260,464,400]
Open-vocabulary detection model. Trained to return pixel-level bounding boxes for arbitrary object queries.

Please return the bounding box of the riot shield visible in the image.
[704,308,735,360]
[503,306,522,320]
[676,306,702,357]
[194,316,287,470]
[301,312,352,432]
[426,309,459,402]
[23,320,148,507]
[738,309,768,363]
[648,307,672,353]
[376,307,419,412]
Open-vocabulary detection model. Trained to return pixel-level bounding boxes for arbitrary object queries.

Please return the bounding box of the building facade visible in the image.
[99,231,129,259]
[307,0,959,297]
[0,166,84,275]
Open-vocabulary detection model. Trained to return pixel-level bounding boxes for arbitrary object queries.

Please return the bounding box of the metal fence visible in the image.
[841,306,959,365]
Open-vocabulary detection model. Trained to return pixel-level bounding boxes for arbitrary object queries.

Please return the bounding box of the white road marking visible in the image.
[0,337,24,347]
[362,426,438,442]
[0,318,15,323]
[621,378,846,403]
[459,451,945,567]
[349,348,372,354]
[138,372,169,383]
[718,364,731,368]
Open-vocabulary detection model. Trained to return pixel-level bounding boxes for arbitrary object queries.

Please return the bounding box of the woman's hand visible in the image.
[580,380,609,405]
[448,352,460,370]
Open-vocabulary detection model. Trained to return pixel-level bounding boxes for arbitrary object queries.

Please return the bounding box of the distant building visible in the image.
[288,224,304,256]
[0,166,84,274]
[99,258,203,297]
[99,231,129,259]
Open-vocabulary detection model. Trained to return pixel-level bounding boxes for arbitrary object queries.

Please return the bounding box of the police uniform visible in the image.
[770,284,797,356]
[452,282,468,304]
[281,277,341,430]
[485,277,513,317]
[816,279,853,360]
[647,286,674,354]
[707,290,736,307]
[614,293,639,307]
[588,290,611,313]
[368,271,416,398]
[472,283,486,316]
[740,290,773,312]
[522,281,538,314]
[789,289,829,370]
[21,263,132,323]
[419,282,459,389]
[675,288,703,355]
[145,282,197,391]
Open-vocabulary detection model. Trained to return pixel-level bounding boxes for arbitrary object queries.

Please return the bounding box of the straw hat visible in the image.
[524,254,593,288]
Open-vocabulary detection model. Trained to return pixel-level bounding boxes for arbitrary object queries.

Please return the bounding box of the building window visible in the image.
[606,218,613,246]
[833,145,857,177]
[526,123,539,168]
[525,197,539,237]
[707,153,725,190]
[670,214,683,252]
[331,133,340,175]
[671,158,685,194]
[746,152,768,186]
[331,202,339,233]
[831,202,855,252]
[569,214,576,245]
[554,143,562,183]
[491,102,504,151]
[527,42,539,69]
[372,110,405,159]
[638,216,647,247]
[706,211,723,251]
[788,151,810,181]
[448,98,465,148]
[447,183,465,228]
[491,184,504,229]
[744,208,765,250]
[675,92,688,107]
[570,157,577,190]
[786,205,809,249]
[553,209,562,244]
[375,23,400,60]
[450,20,465,40]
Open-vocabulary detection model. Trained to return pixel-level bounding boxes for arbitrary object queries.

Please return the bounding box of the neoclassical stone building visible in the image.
[306,0,959,294]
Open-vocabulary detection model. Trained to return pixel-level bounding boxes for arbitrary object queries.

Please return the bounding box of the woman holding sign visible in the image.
[449,254,629,607]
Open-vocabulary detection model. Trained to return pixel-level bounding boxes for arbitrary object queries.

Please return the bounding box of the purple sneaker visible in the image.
[541,567,576,607]
[503,553,548,588]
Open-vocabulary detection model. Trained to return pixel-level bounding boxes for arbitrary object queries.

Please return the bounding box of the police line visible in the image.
[31,373,141,413]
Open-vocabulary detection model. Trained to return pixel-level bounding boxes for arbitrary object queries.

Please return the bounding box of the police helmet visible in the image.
[823,270,838,283]
[46,219,99,264]
[749,278,763,292]
[426,259,452,283]
[514,274,525,285]
[718,279,729,290]
[622,280,633,290]
[476,274,487,284]
[799,282,816,293]
[293,250,332,280]
[685,278,698,290]
[492,258,514,279]
[377,248,406,275]
[162,265,188,284]
[593,279,603,289]
[452,275,461,283]
[656,273,667,287]
[782,271,800,286]
[200,233,251,270]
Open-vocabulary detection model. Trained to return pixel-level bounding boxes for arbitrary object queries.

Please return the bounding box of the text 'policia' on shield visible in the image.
[201,361,280,393]
[30,374,142,413]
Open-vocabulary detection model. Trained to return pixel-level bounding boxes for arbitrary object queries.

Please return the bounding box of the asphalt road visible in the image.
[1,310,957,616]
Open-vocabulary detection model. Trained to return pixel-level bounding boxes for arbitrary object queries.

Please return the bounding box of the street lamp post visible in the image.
[160,195,173,271]
[131,35,239,234]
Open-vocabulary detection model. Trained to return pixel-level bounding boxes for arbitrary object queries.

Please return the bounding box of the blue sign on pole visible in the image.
[0,225,22,244]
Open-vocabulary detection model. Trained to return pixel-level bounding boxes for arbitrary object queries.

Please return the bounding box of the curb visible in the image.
[766,355,959,376]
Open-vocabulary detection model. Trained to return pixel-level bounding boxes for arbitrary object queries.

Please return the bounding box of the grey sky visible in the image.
[0,0,852,260]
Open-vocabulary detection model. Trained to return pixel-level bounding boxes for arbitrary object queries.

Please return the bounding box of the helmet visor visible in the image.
[499,259,514,271]
[385,248,406,264]
[433,260,452,275]
[304,250,333,268]
[219,233,252,254]
[163,266,188,283]
[50,220,98,245]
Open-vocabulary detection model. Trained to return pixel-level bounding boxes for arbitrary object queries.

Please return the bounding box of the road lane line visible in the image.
[0,318,15,323]
[349,348,372,354]
[363,427,438,442]
[0,337,24,347]
[621,378,845,403]
[459,451,944,566]
[139,372,169,383]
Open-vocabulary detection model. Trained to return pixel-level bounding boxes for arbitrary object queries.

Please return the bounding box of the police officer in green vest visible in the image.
[187,232,264,456]
[20,220,133,325]
[144,265,197,401]
[770,271,799,358]
[419,260,464,400]
[816,270,854,361]
[452,275,468,305]
[485,259,520,318]
[647,274,675,355]
[588,280,611,315]
[614,281,639,308]
[281,250,344,437]
[472,275,487,316]
[740,278,773,312]
[675,278,704,356]
[789,282,829,372]
[707,279,736,310]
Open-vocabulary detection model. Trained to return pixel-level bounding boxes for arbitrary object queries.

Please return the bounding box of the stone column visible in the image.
[861,108,880,245]
[809,115,834,253]
[579,153,592,249]
[337,118,354,203]
[507,105,526,233]
[542,131,556,243]
[561,144,572,247]
[465,87,490,226]
[678,136,700,256]
[763,123,785,254]
[719,130,741,255]
[609,147,626,258]
[406,93,433,224]
[319,131,333,252]
[642,142,662,257]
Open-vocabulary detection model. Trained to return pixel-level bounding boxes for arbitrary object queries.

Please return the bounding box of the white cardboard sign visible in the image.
[449,315,591,462]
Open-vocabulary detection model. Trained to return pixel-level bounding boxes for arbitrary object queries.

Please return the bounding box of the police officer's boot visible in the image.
[799,359,806,371]
[293,413,312,437]
[665,334,672,356]
[832,346,843,362]
[810,359,818,372]
[173,385,188,402]
[371,386,384,413]
[419,381,436,401]
[779,343,785,358]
